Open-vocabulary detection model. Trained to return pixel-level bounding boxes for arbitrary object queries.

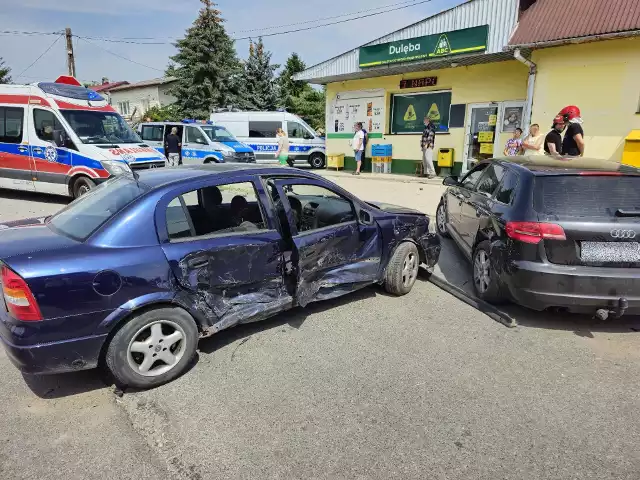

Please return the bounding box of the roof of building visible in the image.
[509,0,640,47]
[109,77,177,92]
[294,0,520,84]
[88,81,129,92]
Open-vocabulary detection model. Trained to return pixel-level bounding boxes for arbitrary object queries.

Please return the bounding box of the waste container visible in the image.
[327,153,345,170]
[372,156,392,174]
[622,130,640,167]
[438,148,454,167]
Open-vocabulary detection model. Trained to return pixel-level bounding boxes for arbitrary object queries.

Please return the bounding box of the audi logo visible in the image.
[610,229,637,239]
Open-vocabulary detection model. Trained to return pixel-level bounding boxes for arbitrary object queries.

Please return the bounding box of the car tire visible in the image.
[105,307,199,389]
[436,201,451,238]
[72,176,95,199]
[309,153,325,169]
[384,242,420,296]
[472,241,507,304]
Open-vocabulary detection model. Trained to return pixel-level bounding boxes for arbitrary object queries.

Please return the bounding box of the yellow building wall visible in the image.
[531,37,640,161]
[325,60,529,172]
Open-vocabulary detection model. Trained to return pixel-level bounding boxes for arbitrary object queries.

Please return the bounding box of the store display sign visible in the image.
[400,77,438,89]
[391,91,452,134]
[359,25,488,68]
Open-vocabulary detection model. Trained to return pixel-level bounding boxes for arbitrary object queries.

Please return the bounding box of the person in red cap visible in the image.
[544,116,565,156]
[559,106,585,156]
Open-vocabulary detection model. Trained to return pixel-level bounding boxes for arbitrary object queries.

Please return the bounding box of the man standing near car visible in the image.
[545,117,565,156]
[351,122,365,176]
[421,116,436,179]
[165,127,181,167]
[559,105,585,156]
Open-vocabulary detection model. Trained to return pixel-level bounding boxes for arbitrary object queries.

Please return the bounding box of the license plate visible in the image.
[581,242,640,262]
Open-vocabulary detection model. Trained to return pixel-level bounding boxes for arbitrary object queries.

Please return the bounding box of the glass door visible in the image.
[462,103,499,174]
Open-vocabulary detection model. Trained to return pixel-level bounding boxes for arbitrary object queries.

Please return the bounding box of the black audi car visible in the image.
[436,156,640,318]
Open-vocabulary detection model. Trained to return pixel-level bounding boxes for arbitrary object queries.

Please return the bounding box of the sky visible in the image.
[0,0,462,85]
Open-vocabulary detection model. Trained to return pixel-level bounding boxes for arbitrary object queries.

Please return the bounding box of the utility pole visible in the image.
[65,27,76,78]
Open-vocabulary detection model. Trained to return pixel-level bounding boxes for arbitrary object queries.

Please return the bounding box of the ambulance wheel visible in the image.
[72,176,95,199]
[309,153,325,169]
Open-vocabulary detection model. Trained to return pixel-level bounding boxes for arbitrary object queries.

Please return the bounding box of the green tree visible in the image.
[290,85,325,131]
[242,38,279,110]
[0,58,12,84]
[168,0,243,118]
[277,53,306,108]
[143,104,179,122]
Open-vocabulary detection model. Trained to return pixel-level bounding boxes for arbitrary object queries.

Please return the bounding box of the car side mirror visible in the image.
[443,176,459,187]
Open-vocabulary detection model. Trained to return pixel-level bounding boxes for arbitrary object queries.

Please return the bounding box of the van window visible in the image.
[249,121,281,138]
[185,126,207,145]
[0,107,24,144]
[33,109,65,142]
[141,125,164,142]
[287,122,308,139]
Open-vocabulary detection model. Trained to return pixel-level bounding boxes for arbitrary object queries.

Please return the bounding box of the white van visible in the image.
[210,111,326,168]
[138,120,256,164]
[0,76,166,198]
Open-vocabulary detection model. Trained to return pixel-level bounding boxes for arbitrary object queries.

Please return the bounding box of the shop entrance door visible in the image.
[462,103,500,175]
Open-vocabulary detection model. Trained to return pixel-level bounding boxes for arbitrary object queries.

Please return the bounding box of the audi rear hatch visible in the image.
[534,173,640,267]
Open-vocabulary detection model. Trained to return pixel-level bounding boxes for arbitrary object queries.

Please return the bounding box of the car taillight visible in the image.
[578,171,622,176]
[1,265,42,321]
[505,222,566,245]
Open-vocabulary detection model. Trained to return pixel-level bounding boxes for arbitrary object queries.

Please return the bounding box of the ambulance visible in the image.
[0,76,166,198]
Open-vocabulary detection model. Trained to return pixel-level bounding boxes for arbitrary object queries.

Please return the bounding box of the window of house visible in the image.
[476,164,506,196]
[185,126,207,144]
[269,182,356,234]
[495,170,519,205]
[142,99,150,113]
[33,109,64,142]
[0,107,24,144]
[249,121,281,138]
[165,181,267,241]
[118,101,130,116]
[141,125,165,142]
[461,163,490,190]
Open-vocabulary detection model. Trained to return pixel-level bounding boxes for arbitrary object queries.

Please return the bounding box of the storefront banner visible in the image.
[391,91,452,134]
[327,89,385,139]
[359,25,488,68]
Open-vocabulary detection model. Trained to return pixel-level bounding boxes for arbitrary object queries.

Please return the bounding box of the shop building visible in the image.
[294,0,640,174]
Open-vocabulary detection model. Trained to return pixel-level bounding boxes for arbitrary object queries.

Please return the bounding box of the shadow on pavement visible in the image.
[435,236,640,336]
[22,369,108,399]
[0,188,70,206]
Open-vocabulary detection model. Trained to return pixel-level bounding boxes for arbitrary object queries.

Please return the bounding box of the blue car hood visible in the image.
[220,141,254,153]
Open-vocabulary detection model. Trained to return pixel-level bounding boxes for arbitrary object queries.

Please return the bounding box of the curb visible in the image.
[317,170,444,186]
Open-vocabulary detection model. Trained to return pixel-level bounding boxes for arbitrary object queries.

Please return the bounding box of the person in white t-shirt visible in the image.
[351,122,365,175]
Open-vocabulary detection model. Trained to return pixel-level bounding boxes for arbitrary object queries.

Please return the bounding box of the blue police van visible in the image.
[138,120,256,164]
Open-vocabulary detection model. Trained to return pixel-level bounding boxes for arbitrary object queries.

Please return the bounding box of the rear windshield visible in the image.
[48,176,148,241]
[534,176,640,217]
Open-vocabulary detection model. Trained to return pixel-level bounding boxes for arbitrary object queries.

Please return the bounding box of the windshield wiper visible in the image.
[615,209,640,217]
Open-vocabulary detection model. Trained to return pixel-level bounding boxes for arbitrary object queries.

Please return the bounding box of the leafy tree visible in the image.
[142,104,180,122]
[277,53,306,108]
[290,85,325,131]
[242,38,279,111]
[168,0,243,118]
[0,58,12,84]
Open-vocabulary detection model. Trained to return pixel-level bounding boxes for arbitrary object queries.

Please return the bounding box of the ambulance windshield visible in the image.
[61,110,142,145]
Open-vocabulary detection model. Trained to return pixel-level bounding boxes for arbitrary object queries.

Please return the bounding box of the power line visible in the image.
[0,30,62,36]
[15,34,63,79]
[76,36,165,73]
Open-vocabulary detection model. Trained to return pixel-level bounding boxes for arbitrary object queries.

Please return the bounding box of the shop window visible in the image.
[390,91,452,134]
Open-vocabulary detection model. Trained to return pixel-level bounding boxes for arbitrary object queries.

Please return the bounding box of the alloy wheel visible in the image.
[127,320,187,377]
[473,250,491,294]
[402,252,419,288]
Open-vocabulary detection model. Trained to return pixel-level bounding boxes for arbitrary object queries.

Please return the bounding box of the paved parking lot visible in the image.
[1,178,640,480]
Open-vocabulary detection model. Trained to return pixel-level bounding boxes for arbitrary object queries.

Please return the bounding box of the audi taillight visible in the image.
[1,264,42,321]
[505,222,566,245]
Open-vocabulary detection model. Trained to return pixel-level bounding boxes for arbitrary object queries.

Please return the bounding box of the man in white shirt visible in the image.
[352,122,365,176]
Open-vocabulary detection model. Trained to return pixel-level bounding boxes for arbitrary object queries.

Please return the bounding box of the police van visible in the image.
[0,76,166,198]
[138,120,256,164]
[210,111,326,168]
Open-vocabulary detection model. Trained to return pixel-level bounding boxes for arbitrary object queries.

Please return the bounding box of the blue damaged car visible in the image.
[0,165,440,388]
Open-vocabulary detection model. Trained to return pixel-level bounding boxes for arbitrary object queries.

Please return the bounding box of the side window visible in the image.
[33,109,64,142]
[280,183,356,234]
[287,122,305,139]
[0,107,24,144]
[476,164,506,197]
[185,126,207,145]
[165,181,268,241]
[141,125,164,142]
[249,121,281,138]
[495,170,520,205]
[461,163,490,190]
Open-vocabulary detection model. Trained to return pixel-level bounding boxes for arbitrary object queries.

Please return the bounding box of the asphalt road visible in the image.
[1,184,639,480]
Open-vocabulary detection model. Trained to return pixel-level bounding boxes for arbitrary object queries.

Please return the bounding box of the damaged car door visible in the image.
[269,179,382,307]
[157,178,293,334]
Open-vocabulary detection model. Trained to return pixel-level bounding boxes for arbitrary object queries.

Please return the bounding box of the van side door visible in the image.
[0,104,34,192]
[286,120,312,165]
[248,120,282,163]
[140,124,165,157]
[182,125,209,165]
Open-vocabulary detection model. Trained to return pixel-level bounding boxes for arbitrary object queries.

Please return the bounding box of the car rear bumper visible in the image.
[0,333,107,375]
[503,261,640,314]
